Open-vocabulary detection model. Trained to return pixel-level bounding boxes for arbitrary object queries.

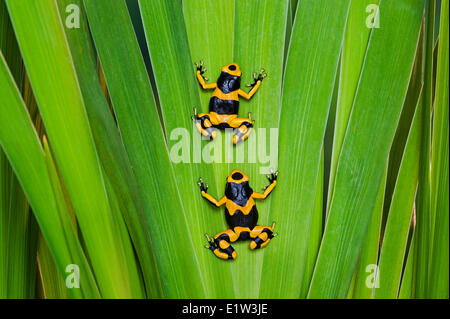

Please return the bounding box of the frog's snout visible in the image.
[222,63,241,77]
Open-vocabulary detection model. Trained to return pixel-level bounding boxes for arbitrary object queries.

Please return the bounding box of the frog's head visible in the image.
[218,63,242,93]
[221,63,242,77]
[225,170,253,202]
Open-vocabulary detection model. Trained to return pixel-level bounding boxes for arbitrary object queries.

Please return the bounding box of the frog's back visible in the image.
[225,205,258,229]
[209,72,241,115]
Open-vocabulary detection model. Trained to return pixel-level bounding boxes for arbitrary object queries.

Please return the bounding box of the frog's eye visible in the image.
[241,186,247,197]
[232,187,239,198]
[229,64,237,71]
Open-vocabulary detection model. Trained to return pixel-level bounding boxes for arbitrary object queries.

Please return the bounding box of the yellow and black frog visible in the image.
[192,61,267,144]
[197,169,278,260]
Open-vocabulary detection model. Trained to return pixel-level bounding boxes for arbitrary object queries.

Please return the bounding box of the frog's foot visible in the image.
[249,222,277,250]
[204,233,218,251]
[246,68,267,88]
[232,116,254,144]
[192,109,217,140]
[197,178,208,193]
[266,168,278,184]
[194,60,208,81]
[204,231,237,260]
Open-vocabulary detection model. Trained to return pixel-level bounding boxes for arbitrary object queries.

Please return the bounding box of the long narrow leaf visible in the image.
[327,0,375,211]
[398,229,416,299]
[415,0,435,298]
[375,89,423,299]
[352,166,386,299]
[300,150,324,298]
[0,0,36,298]
[428,0,449,298]
[36,233,69,299]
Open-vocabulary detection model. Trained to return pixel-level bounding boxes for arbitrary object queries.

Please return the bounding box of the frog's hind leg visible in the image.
[228,113,254,144]
[249,222,277,250]
[205,229,238,260]
[192,108,217,140]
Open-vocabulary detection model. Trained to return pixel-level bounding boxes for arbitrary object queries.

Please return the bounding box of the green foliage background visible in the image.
[0,0,448,299]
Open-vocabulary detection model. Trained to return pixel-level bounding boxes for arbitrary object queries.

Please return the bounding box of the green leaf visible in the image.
[0,0,37,298]
[36,233,69,299]
[375,89,423,299]
[352,166,386,299]
[301,149,324,298]
[261,0,350,298]
[428,0,449,298]
[415,0,435,298]
[308,0,424,298]
[0,153,37,298]
[346,266,358,298]
[0,0,22,85]
[327,0,375,212]
[384,19,424,233]
[42,135,100,298]
[399,230,416,299]
[6,0,143,298]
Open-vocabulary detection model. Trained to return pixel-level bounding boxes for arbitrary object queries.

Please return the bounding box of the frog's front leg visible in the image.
[252,169,278,199]
[195,61,217,90]
[238,68,267,100]
[197,178,226,207]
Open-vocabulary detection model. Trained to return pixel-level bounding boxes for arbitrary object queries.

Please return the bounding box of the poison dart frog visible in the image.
[197,169,278,260]
[192,61,267,144]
